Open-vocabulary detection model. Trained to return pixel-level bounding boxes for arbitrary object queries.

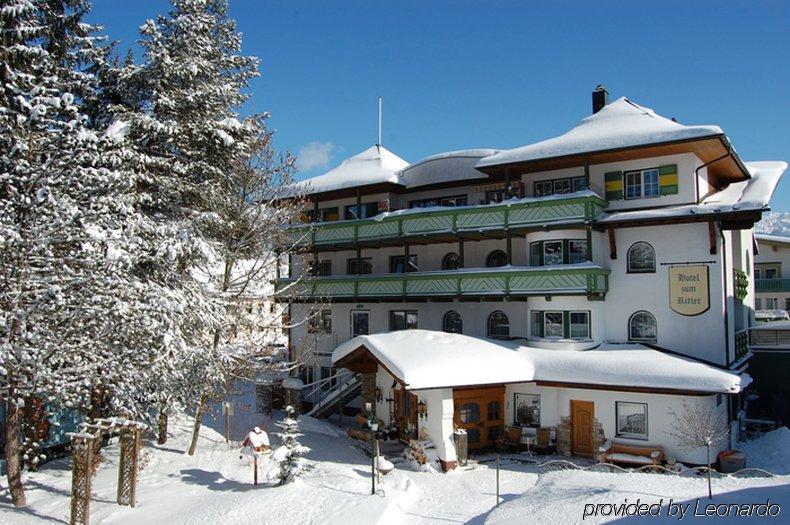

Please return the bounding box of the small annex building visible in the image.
[333,330,748,469]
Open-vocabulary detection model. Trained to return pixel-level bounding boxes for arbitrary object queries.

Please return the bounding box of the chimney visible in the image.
[592,84,609,114]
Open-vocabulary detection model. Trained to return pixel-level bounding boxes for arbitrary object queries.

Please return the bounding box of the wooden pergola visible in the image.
[68,418,148,525]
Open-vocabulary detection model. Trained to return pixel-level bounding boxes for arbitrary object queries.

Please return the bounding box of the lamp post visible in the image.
[369,418,379,495]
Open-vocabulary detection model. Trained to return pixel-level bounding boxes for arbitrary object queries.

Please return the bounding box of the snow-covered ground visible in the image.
[1,395,788,525]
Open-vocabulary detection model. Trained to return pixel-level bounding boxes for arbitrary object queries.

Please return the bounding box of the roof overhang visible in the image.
[476,135,750,187]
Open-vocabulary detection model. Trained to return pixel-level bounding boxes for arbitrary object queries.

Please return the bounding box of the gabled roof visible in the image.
[477,97,724,169]
[333,330,748,394]
[290,145,408,196]
[398,149,498,189]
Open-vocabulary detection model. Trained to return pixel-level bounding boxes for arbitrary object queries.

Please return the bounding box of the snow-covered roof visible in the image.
[333,330,748,393]
[597,161,787,225]
[751,319,790,330]
[398,149,498,189]
[755,233,790,244]
[290,145,408,195]
[476,97,724,168]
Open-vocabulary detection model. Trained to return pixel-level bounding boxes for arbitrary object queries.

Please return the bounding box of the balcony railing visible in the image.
[287,192,607,251]
[275,265,610,301]
[755,278,790,293]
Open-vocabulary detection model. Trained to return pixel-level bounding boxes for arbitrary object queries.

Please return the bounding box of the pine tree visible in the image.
[0,0,134,507]
[274,405,312,485]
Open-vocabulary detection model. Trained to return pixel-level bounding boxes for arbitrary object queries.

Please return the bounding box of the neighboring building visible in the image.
[747,321,790,425]
[754,234,790,315]
[277,87,786,467]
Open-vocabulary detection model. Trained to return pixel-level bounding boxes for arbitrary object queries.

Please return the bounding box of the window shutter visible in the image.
[658,164,678,195]
[562,240,570,264]
[532,311,544,338]
[563,311,570,339]
[604,171,623,200]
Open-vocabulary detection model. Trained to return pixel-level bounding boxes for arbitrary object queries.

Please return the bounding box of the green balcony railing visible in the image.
[755,278,790,293]
[275,265,609,301]
[287,193,607,251]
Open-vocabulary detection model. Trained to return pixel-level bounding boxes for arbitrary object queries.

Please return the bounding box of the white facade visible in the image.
[754,234,790,313]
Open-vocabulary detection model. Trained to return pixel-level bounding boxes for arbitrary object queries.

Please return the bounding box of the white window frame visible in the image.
[625,168,660,200]
[569,311,590,339]
[616,401,649,439]
[766,298,778,310]
[544,311,564,338]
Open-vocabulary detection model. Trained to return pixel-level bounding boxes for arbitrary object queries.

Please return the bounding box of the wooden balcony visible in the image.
[287,193,607,252]
[275,264,609,302]
[755,278,790,293]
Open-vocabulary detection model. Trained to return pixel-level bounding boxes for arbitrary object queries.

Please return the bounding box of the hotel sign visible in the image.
[669,265,710,316]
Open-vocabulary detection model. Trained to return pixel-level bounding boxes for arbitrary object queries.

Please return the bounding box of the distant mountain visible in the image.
[756,212,790,237]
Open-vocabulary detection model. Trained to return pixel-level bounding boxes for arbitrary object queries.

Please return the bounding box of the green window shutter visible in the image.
[562,240,570,264]
[658,164,678,195]
[531,311,544,338]
[562,311,570,338]
[604,171,623,200]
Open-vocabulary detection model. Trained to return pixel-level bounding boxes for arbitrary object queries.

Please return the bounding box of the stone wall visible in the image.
[361,373,377,415]
[555,416,606,458]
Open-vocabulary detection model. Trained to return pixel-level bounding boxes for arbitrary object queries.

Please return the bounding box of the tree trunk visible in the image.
[705,445,713,499]
[5,396,27,508]
[187,393,209,456]
[157,402,169,445]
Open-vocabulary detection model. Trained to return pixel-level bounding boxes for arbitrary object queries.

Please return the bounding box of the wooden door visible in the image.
[453,387,505,450]
[571,400,594,457]
[393,388,417,441]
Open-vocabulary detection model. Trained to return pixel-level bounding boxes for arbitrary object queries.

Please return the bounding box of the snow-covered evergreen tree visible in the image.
[0,0,135,507]
[273,405,312,485]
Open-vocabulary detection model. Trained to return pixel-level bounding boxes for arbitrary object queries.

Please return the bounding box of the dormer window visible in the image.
[625,168,660,199]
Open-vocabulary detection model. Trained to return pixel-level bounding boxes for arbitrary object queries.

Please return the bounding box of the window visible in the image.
[625,168,660,200]
[485,189,506,204]
[534,180,553,197]
[344,202,378,220]
[487,311,510,339]
[390,254,418,273]
[442,252,462,270]
[351,310,369,337]
[766,298,778,310]
[409,195,468,208]
[347,257,373,275]
[310,206,339,222]
[530,311,543,338]
[569,240,588,264]
[629,311,657,342]
[543,241,564,266]
[487,400,501,421]
[569,311,590,339]
[785,298,790,311]
[486,250,508,268]
[627,242,655,273]
[544,311,564,338]
[533,177,588,197]
[308,309,332,333]
[616,402,648,439]
[514,393,540,427]
[755,298,762,310]
[765,268,778,279]
[309,260,332,276]
[390,310,418,331]
[442,310,463,334]
[320,367,337,391]
[459,402,480,423]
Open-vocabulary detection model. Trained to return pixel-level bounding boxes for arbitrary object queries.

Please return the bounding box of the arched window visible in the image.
[486,250,508,268]
[443,310,463,334]
[487,311,510,339]
[442,252,461,271]
[629,311,657,342]
[627,242,656,273]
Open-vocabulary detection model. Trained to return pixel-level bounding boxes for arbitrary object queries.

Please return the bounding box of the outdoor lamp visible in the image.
[417,400,428,419]
[369,420,379,432]
[375,386,382,402]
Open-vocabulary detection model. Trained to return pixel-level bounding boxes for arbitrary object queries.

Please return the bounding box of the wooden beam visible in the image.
[608,228,617,259]
[708,220,718,255]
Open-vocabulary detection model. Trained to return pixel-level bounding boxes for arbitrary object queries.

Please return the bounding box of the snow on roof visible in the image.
[332,330,748,393]
[476,97,723,168]
[597,160,787,224]
[751,319,790,330]
[290,145,408,195]
[755,233,790,244]
[399,149,498,189]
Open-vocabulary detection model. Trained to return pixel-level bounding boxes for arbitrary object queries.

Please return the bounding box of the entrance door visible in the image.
[350,310,369,338]
[571,400,594,457]
[453,387,505,450]
[393,388,417,441]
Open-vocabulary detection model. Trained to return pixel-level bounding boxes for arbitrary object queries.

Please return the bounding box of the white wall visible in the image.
[503,382,728,464]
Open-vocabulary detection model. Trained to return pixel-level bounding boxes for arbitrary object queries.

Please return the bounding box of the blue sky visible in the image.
[89,1,790,210]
